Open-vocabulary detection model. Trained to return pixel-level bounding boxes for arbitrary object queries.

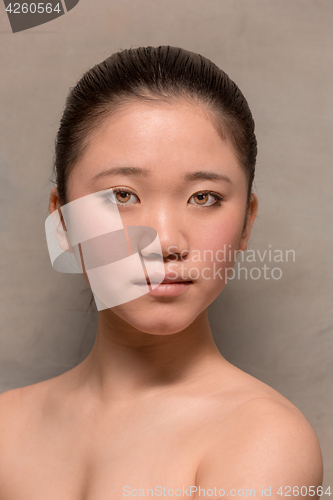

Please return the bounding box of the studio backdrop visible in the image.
[0,0,332,488]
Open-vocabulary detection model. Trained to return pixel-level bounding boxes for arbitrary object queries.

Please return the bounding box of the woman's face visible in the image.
[55,99,258,335]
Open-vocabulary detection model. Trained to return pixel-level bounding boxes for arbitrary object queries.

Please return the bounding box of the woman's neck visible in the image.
[77,308,225,404]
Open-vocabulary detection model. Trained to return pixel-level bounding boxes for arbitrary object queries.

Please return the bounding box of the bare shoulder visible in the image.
[0,387,25,469]
[0,386,24,427]
[0,371,71,435]
[0,377,52,412]
[228,395,323,462]
[195,367,323,499]
[0,375,72,477]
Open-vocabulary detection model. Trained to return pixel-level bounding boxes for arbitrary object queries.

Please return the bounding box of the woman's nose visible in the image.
[141,207,190,261]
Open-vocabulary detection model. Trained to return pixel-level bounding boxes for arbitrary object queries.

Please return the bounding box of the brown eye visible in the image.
[101,188,139,206]
[115,191,131,203]
[189,191,222,207]
[193,193,209,205]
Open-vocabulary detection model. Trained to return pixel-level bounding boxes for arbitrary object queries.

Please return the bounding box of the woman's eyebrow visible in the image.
[184,171,232,184]
[92,166,150,181]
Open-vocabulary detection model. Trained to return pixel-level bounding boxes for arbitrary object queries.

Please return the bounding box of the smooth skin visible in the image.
[0,100,323,500]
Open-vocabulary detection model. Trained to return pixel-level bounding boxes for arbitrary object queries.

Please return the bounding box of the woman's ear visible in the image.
[49,186,62,216]
[238,193,258,252]
[48,187,73,253]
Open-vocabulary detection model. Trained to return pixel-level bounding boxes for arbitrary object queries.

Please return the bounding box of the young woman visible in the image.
[0,46,323,500]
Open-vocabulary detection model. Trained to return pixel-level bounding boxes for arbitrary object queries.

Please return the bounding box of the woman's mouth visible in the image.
[133,274,193,297]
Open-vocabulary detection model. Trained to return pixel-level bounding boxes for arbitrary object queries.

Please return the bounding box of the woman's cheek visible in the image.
[200,221,243,266]
[180,225,241,294]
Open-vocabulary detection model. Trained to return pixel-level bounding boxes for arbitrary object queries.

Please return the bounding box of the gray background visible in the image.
[1,0,332,488]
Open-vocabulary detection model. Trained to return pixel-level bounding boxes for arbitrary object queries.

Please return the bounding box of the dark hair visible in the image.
[52,45,257,313]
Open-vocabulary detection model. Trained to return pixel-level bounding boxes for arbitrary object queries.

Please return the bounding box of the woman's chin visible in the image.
[107,305,201,336]
[126,317,196,336]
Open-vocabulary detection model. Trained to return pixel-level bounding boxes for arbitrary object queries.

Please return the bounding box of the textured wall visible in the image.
[0,0,332,487]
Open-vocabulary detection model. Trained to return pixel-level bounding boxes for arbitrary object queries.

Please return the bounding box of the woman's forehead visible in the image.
[74,100,245,184]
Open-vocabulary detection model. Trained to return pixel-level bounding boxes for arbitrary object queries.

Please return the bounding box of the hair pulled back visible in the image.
[53,45,257,207]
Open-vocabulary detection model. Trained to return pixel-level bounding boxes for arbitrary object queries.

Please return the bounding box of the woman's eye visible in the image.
[188,191,223,207]
[102,188,139,206]
[114,190,137,204]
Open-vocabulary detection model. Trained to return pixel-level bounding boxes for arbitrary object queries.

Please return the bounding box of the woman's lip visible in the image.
[134,281,193,296]
[158,280,192,284]
[133,279,193,285]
